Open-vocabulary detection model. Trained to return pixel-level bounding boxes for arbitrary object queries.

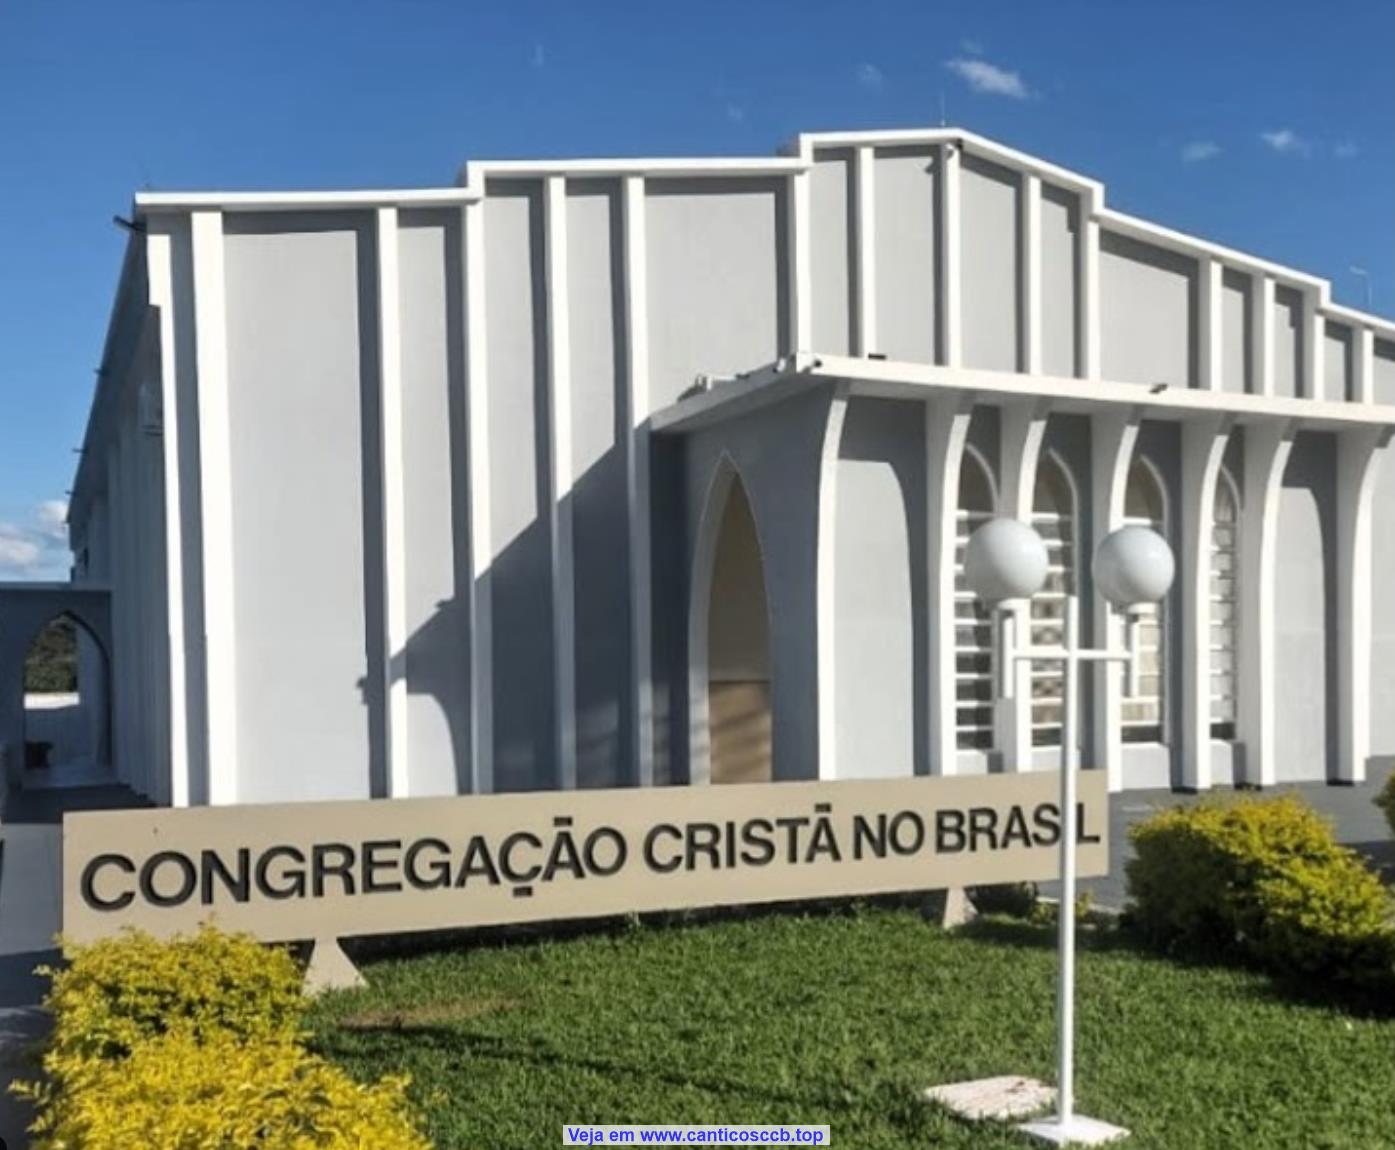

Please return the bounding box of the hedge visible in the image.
[14,926,430,1150]
[1125,795,1395,990]
[1375,771,1395,838]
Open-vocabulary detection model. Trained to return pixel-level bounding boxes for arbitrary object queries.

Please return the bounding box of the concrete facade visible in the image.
[58,127,1395,807]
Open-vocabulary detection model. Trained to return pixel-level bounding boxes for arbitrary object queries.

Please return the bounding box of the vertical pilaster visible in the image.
[938,141,962,367]
[544,176,577,790]
[462,200,495,793]
[996,399,1051,770]
[1079,215,1101,379]
[926,393,976,774]
[816,382,851,779]
[1237,419,1295,787]
[1090,408,1141,792]
[622,176,654,786]
[1354,327,1375,404]
[190,210,237,806]
[1335,427,1388,783]
[1306,295,1325,400]
[1179,415,1234,790]
[788,170,812,354]
[853,147,876,356]
[375,207,410,798]
[1021,173,1043,375]
[1253,274,1275,397]
[1198,257,1223,391]
[145,228,190,807]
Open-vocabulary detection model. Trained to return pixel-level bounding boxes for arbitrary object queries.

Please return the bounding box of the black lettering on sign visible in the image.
[739,818,776,866]
[81,853,136,912]
[363,840,404,894]
[853,814,888,859]
[312,842,358,897]
[255,846,306,901]
[1033,802,1061,847]
[1076,802,1103,844]
[404,838,451,891]
[643,824,682,874]
[968,807,998,852]
[141,851,197,908]
[201,848,251,905]
[935,810,966,854]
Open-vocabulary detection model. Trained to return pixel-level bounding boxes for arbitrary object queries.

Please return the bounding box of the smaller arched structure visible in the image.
[0,585,113,798]
[687,457,773,785]
[1122,456,1170,743]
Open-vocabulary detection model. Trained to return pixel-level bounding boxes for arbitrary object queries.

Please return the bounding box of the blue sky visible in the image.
[1,0,1391,578]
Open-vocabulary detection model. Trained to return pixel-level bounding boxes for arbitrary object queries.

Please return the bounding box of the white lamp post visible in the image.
[964,518,1175,1147]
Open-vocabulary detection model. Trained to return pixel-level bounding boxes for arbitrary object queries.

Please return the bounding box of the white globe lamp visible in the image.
[1092,526,1176,609]
[963,518,1049,605]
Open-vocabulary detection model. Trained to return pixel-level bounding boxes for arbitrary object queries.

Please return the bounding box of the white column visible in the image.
[463,200,495,793]
[1305,295,1326,401]
[1335,426,1388,783]
[995,399,1051,771]
[622,176,654,786]
[375,207,410,798]
[925,392,976,773]
[1198,257,1223,392]
[544,177,577,790]
[1090,408,1141,792]
[1021,173,1042,375]
[1252,273,1275,397]
[788,170,812,355]
[145,227,190,807]
[853,147,876,356]
[190,210,237,806]
[1079,216,1101,379]
[1354,327,1375,404]
[1237,418,1295,787]
[1178,415,1234,790]
[816,382,851,779]
[939,142,962,367]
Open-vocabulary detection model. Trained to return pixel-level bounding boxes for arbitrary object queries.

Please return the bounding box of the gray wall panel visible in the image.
[1373,339,1395,404]
[1220,269,1251,394]
[1324,322,1352,402]
[810,151,853,354]
[646,178,786,409]
[398,211,470,796]
[1271,285,1303,399]
[485,183,556,792]
[833,398,925,779]
[1371,444,1395,753]
[567,182,631,789]
[1100,231,1197,388]
[1274,432,1334,782]
[223,214,377,803]
[960,155,1020,372]
[1040,185,1078,378]
[873,147,937,362]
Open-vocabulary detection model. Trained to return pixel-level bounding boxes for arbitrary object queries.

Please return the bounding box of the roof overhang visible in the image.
[651,352,1395,437]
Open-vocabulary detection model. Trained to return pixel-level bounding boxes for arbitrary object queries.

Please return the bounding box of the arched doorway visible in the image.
[21,612,111,786]
[689,461,773,785]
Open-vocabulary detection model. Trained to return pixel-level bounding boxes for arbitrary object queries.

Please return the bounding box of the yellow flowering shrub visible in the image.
[1375,771,1395,837]
[1126,795,1395,988]
[43,924,304,1062]
[17,1030,430,1150]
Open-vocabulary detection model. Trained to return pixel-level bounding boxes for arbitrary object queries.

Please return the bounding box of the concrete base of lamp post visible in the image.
[1018,1114,1130,1146]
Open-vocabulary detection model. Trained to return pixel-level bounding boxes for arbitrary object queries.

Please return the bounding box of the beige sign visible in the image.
[63,771,1108,945]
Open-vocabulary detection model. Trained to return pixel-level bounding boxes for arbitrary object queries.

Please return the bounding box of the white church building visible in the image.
[30,126,1395,808]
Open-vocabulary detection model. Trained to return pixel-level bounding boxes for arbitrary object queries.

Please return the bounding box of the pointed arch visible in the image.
[953,444,997,750]
[21,610,111,774]
[1123,455,1170,743]
[688,455,773,785]
[1029,449,1081,746]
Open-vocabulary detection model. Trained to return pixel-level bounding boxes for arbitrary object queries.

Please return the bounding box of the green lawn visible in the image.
[308,909,1395,1149]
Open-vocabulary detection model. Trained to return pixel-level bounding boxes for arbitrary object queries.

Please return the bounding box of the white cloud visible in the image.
[0,500,72,579]
[944,58,1029,99]
[856,62,884,90]
[1181,140,1221,164]
[1261,128,1310,156]
[1334,139,1359,159]
[725,102,745,124]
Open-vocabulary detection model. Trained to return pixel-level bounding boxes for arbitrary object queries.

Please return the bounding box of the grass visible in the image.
[308,908,1395,1149]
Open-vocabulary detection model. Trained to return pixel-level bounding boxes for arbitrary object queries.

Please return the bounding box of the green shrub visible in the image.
[17,1030,429,1150]
[968,882,1040,919]
[1126,795,1395,988]
[1375,772,1395,838]
[43,924,305,1062]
